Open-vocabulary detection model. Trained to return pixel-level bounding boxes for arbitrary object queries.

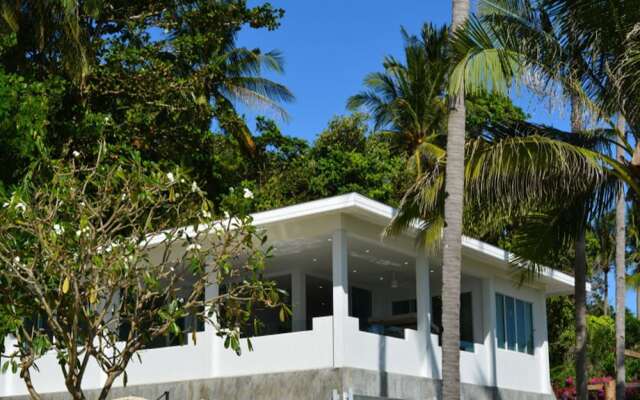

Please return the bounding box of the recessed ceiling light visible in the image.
[404,261,409,265]
[352,269,357,273]
[313,258,317,262]
[365,249,370,253]
[328,238,332,242]
[379,276,384,281]
[319,285,323,289]
[430,269,434,273]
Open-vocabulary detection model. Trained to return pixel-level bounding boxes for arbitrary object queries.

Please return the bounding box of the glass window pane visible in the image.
[460,292,474,351]
[505,296,516,351]
[516,300,526,353]
[496,294,505,349]
[525,302,534,355]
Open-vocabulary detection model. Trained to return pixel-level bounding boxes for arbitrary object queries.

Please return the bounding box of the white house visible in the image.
[1,193,574,400]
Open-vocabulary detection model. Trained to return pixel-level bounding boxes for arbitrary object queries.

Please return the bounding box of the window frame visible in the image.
[495,293,534,355]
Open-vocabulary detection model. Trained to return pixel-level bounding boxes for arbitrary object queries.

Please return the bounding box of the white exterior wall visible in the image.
[492,276,553,395]
[1,275,552,398]
[216,316,334,377]
[342,317,424,377]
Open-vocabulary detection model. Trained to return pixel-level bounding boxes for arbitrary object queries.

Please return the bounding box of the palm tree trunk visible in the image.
[604,270,609,316]
[571,96,588,400]
[615,115,627,400]
[575,228,588,400]
[441,1,469,399]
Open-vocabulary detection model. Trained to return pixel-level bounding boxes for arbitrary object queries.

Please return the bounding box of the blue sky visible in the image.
[238,1,635,314]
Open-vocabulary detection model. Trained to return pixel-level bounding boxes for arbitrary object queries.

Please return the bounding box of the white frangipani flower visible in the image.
[75,227,90,237]
[243,188,254,199]
[2,202,8,208]
[53,224,64,235]
[12,256,20,265]
[186,243,202,252]
[14,202,26,213]
[166,172,175,183]
[191,181,200,193]
[72,150,80,158]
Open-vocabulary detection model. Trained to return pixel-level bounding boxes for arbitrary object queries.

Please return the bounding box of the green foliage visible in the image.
[465,91,528,137]
[0,147,284,399]
[549,305,640,385]
[250,114,410,210]
[0,63,64,185]
[0,0,291,190]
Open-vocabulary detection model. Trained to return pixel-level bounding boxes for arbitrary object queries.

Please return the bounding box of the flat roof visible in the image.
[251,192,576,295]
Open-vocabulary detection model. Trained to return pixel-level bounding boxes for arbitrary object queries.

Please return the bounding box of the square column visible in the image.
[536,291,553,394]
[416,251,432,377]
[205,271,220,377]
[204,280,219,334]
[481,277,497,387]
[291,269,307,331]
[332,229,349,367]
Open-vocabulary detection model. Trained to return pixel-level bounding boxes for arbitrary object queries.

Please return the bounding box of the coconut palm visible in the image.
[626,203,640,317]
[589,212,615,315]
[448,1,639,396]
[211,44,294,155]
[614,116,627,396]
[439,0,469,395]
[347,23,449,160]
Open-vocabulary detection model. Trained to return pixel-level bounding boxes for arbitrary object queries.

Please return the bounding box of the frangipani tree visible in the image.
[0,146,285,400]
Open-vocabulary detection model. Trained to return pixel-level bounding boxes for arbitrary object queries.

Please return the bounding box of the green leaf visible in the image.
[278,307,285,322]
[62,277,70,294]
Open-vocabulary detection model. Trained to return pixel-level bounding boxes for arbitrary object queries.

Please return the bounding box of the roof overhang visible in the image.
[250,193,577,296]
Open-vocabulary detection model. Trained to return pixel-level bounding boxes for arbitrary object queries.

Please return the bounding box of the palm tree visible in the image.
[627,203,640,317]
[615,115,627,397]
[211,45,294,155]
[448,2,637,396]
[441,0,470,395]
[347,23,449,160]
[590,213,615,316]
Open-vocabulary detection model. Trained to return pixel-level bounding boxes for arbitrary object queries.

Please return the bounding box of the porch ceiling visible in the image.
[267,236,418,290]
[252,193,575,296]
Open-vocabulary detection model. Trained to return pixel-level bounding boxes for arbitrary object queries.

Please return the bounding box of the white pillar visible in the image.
[292,269,307,331]
[205,281,219,333]
[482,277,497,388]
[416,251,432,377]
[332,229,349,367]
[205,273,220,377]
[537,292,553,394]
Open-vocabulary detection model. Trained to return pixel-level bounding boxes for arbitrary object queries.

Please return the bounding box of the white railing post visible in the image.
[416,251,432,377]
[332,229,349,368]
[291,269,307,332]
[482,277,497,387]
